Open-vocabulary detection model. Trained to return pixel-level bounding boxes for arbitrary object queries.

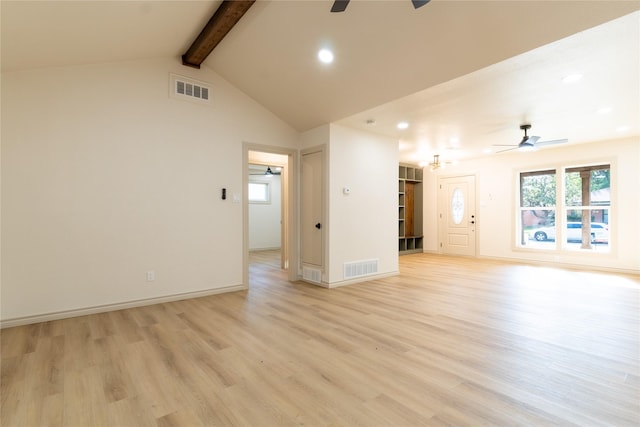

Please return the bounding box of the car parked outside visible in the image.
[531,222,609,243]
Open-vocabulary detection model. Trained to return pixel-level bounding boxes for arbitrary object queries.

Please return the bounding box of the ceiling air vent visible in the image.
[170,73,212,105]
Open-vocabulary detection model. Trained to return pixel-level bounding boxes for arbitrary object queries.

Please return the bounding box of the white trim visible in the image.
[243,143,299,285]
[321,271,399,288]
[477,255,639,276]
[0,284,246,329]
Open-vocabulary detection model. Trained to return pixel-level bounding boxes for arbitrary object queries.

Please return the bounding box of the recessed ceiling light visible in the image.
[597,106,613,114]
[562,73,583,84]
[397,122,409,130]
[317,48,334,64]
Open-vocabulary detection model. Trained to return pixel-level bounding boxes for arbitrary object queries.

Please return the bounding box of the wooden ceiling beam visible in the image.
[182,0,256,69]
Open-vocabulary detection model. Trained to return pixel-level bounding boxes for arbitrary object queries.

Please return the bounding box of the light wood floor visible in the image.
[2,252,639,426]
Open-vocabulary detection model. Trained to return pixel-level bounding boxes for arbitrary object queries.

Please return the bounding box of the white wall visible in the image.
[1,57,298,322]
[299,125,329,150]
[424,137,640,273]
[327,124,399,284]
[248,174,281,250]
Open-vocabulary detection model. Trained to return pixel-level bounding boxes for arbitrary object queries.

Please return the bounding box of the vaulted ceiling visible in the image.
[2,1,638,164]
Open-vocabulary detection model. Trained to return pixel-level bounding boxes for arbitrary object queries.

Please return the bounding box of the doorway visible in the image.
[438,174,477,256]
[248,162,284,270]
[244,144,297,287]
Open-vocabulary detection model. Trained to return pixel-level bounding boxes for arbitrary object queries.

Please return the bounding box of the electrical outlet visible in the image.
[146,271,155,282]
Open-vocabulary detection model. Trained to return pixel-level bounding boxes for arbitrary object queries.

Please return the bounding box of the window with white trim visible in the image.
[248,182,270,204]
[518,164,610,252]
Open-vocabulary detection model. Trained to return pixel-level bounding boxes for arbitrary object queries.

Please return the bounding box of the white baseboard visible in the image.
[414,251,639,276]
[0,284,247,329]
[325,271,399,288]
[477,255,640,276]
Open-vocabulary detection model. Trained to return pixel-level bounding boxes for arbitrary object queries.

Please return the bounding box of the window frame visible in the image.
[518,169,557,247]
[248,181,271,204]
[516,162,611,253]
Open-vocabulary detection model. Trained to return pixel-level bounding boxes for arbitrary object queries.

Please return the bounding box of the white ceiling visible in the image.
[2,1,638,165]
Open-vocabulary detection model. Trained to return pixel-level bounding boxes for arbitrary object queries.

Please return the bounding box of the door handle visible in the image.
[315,223,322,229]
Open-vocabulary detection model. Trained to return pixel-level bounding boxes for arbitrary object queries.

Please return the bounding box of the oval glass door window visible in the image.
[451,187,465,224]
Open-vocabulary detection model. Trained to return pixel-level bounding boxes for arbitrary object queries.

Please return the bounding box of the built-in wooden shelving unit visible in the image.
[399,164,423,255]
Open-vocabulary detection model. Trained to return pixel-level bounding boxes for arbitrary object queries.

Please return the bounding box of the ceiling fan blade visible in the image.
[496,147,519,153]
[527,135,541,145]
[411,0,431,9]
[331,0,349,12]
[535,138,568,147]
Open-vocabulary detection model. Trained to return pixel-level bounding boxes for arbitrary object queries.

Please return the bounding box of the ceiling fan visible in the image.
[331,0,430,13]
[493,124,568,153]
[427,154,452,171]
[249,165,281,176]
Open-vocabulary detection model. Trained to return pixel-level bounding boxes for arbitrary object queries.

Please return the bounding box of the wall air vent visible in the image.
[344,259,378,279]
[169,73,212,105]
[302,266,322,284]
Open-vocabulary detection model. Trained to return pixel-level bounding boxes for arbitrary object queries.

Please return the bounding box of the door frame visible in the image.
[437,173,478,257]
[243,143,298,286]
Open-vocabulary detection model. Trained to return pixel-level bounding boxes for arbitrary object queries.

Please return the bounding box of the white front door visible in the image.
[439,175,476,256]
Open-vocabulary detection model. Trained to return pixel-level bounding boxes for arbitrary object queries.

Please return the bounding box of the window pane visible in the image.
[521,172,556,207]
[563,165,610,251]
[565,165,610,206]
[520,171,556,249]
[565,171,582,206]
[248,182,269,203]
[523,209,556,247]
[565,209,609,251]
[451,187,465,225]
